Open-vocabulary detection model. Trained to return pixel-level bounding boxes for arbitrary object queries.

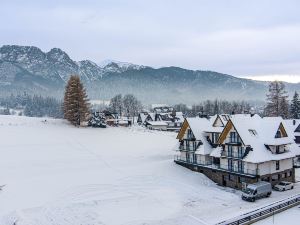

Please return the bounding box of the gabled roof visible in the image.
[218,115,298,163]
[138,113,147,123]
[177,117,214,155]
[283,119,300,133]
[148,113,155,121]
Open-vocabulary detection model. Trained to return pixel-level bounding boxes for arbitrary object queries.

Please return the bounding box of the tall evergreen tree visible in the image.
[290,91,300,119]
[264,81,289,118]
[63,75,90,126]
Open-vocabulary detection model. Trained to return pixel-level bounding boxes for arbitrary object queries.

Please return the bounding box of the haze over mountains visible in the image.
[0,45,299,104]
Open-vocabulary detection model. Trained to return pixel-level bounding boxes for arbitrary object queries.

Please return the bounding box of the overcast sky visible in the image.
[1,0,300,82]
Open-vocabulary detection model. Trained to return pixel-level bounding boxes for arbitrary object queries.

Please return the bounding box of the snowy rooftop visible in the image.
[186,117,214,155]
[146,121,168,126]
[227,116,299,163]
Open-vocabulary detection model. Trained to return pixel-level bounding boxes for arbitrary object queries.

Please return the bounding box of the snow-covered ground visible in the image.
[0,115,299,225]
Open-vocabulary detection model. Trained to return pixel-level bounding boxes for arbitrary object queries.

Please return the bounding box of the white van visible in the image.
[242,181,272,202]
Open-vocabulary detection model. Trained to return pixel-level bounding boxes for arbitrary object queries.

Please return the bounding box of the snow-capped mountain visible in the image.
[0,45,300,104]
[99,59,147,72]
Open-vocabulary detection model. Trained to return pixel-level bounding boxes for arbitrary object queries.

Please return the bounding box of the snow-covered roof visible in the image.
[223,116,299,163]
[146,121,168,126]
[138,113,148,123]
[148,113,155,121]
[151,104,168,109]
[284,119,300,134]
[218,114,231,125]
[204,126,224,133]
[210,146,223,158]
[186,118,214,155]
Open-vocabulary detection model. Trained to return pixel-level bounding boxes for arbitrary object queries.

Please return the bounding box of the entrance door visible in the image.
[222,175,227,186]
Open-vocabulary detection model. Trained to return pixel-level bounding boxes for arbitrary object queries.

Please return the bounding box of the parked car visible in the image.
[274,181,294,191]
[242,181,272,202]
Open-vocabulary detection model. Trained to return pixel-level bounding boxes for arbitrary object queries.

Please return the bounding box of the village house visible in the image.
[137,112,155,125]
[174,114,300,190]
[284,119,300,167]
[138,106,184,131]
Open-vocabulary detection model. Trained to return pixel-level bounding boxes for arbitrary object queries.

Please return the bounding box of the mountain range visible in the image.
[0,45,299,104]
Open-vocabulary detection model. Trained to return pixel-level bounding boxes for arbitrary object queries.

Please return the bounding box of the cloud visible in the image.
[0,0,300,79]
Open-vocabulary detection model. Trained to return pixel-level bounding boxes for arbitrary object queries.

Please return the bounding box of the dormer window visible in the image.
[275,130,282,138]
[248,129,257,136]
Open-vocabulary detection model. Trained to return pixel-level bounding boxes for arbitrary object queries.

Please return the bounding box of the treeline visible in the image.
[264,81,300,119]
[0,93,63,118]
[173,100,255,117]
[109,94,143,117]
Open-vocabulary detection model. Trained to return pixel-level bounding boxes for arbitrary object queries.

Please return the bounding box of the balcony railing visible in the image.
[174,155,212,166]
[174,155,258,176]
[225,141,242,146]
[178,145,196,151]
[221,151,244,159]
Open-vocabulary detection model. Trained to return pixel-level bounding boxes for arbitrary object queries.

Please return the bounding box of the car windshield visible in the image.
[279,182,286,185]
[243,188,254,194]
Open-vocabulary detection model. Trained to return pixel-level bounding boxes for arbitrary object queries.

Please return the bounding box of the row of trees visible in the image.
[173,100,253,117]
[172,81,300,119]
[264,81,300,119]
[0,93,63,118]
[109,94,143,117]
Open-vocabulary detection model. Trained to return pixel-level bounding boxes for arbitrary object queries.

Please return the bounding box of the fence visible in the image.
[216,194,300,225]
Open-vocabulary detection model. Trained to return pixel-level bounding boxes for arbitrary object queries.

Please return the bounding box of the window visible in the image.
[272,174,278,181]
[238,147,244,158]
[276,146,280,154]
[276,161,280,170]
[261,177,270,182]
[238,177,246,183]
[275,130,282,138]
[228,145,233,157]
[230,132,237,143]
[228,159,233,171]
[229,174,235,181]
[212,133,220,144]
[238,161,244,172]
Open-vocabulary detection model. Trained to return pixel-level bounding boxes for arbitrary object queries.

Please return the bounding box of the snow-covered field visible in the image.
[0,115,299,225]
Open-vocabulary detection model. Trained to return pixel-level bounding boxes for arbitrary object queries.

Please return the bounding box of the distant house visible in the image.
[145,121,168,131]
[117,118,130,127]
[174,114,300,190]
[138,107,184,132]
[137,112,154,125]
[102,110,117,126]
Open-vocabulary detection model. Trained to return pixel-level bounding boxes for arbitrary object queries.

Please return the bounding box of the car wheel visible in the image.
[251,198,255,202]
